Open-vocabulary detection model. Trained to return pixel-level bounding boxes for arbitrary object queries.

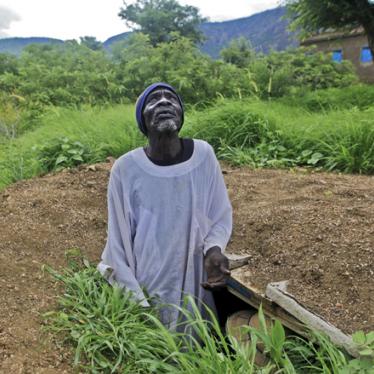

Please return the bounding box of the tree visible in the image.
[220,37,255,68]
[286,0,374,57]
[118,0,206,46]
[79,36,103,51]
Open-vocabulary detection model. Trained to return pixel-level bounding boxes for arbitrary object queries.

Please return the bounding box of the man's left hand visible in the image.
[202,246,230,290]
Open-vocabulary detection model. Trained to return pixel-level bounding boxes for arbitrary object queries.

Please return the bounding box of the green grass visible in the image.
[43,254,374,373]
[184,99,374,173]
[0,104,144,189]
[279,84,374,112]
[0,97,373,190]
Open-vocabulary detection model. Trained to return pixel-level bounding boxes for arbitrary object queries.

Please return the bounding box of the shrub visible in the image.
[0,93,45,139]
[248,47,358,99]
[184,99,276,150]
[33,137,103,172]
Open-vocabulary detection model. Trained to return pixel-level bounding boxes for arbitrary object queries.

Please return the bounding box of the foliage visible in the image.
[285,0,374,56]
[317,110,374,174]
[0,104,142,189]
[185,100,276,150]
[0,53,18,74]
[114,34,250,104]
[220,37,255,68]
[33,137,102,172]
[183,99,374,174]
[0,34,358,112]
[1,98,373,190]
[0,44,123,107]
[340,331,374,373]
[79,36,103,51]
[43,255,372,373]
[0,93,44,139]
[248,47,357,98]
[0,96,22,139]
[118,0,206,46]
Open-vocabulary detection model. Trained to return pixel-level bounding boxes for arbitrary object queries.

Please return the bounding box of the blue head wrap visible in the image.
[135,82,184,135]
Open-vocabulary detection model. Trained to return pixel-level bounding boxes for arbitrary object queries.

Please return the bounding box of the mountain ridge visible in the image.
[0,7,298,57]
[0,37,63,55]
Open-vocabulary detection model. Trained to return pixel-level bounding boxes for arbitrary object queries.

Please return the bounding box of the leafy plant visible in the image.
[341,331,374,374]
[296,149,324,166]
[33,137,101,172]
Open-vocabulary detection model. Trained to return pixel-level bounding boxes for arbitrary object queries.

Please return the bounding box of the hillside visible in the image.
[102,31,132,48]
[0,7,298,58]
[200,7,298,57]
[104,6,298,56]
[0,37,63,55]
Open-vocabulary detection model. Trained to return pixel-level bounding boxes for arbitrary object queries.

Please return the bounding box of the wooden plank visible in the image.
[226,277,306,337]
[227,253,251,270]
[265,282,359,358]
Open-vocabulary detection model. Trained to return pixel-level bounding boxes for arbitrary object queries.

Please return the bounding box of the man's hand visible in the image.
[202,246,230,290]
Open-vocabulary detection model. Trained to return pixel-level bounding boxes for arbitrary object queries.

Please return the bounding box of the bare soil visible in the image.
[225,166,373,336]
[0,161,373,371]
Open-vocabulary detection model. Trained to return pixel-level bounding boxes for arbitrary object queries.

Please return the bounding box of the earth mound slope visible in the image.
[0,162,373,371]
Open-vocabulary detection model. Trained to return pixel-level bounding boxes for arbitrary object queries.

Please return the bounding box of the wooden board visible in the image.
[226,277,306,337]
[226,253,251,270]
[266,282,358,357]
[227,260,359,358]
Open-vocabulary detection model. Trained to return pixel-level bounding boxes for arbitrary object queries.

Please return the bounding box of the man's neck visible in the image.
[146,132,182,161]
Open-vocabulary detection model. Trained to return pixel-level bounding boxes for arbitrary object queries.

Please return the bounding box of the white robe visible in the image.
[98,139,232,328]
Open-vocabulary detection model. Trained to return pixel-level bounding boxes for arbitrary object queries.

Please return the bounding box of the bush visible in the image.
[0,40,360,113]
[184,99,276,150]
[247,47,358,99]
[116,34,251,105]
[33,137,104,172]
[0,93,45,139]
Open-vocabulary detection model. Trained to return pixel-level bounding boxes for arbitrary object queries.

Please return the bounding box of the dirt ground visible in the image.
[226,166,373,336]
[0,161,373,372]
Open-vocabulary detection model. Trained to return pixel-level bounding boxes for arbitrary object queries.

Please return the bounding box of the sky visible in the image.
[0,0,280,42]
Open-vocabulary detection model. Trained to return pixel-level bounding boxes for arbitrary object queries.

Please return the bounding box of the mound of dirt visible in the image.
[225,167,373,335]
[0,161,373,371]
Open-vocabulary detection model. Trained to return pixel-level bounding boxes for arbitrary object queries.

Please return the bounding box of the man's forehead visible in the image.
[146,88,178,100]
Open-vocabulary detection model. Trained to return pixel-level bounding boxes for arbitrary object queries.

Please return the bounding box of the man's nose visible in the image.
[156,93,171,106]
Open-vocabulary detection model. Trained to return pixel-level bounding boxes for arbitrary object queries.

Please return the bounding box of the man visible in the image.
[98,82,232,329]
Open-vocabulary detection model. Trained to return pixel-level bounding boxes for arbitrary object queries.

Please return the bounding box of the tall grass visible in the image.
[280,85,374,112]
[0,104,144,189]
[0,97,373,190]
[44,255,363,373]
[184,99,374,174]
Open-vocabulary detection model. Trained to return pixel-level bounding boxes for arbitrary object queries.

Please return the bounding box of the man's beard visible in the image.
[152,118,179,133]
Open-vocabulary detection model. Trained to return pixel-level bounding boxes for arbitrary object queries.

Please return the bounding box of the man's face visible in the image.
[143,88,183,135]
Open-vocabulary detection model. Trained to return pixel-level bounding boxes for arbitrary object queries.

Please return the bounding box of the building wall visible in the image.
[303,34,374,83]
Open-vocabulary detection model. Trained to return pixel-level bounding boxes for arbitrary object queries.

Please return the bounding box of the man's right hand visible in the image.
[201,246,231,290]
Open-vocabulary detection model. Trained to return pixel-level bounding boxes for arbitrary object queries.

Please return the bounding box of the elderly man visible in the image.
[98,82,232,329]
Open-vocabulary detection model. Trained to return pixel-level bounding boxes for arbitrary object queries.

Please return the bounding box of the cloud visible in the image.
[0,6,21,37]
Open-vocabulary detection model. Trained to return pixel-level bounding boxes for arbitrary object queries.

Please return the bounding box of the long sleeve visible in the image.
[203,149,233,255]
[98,167,150,307]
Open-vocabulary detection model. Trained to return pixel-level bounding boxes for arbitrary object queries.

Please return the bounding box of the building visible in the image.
[301,28,374,83]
